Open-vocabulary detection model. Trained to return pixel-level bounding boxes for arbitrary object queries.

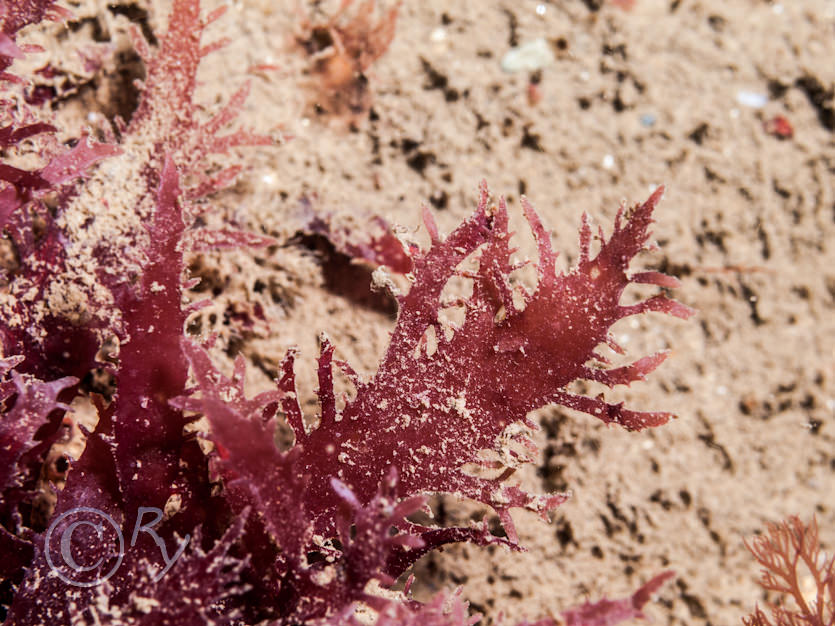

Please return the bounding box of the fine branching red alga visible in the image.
[1,1,691,624]
[744,516,835,626]
[295,0,400,117]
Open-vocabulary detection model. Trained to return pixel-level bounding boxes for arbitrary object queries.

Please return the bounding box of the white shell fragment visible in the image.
[501,38,555,73]
[736,90,768,108]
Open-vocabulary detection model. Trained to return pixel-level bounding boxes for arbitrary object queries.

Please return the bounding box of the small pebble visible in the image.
[535,4,546,15]
[501,38,555,73]
[640,113,656,127]
[763,115,794,139]
[602,154,615,169]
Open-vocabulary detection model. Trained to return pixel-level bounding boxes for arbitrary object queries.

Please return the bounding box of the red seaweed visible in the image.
[0,1,688,623]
